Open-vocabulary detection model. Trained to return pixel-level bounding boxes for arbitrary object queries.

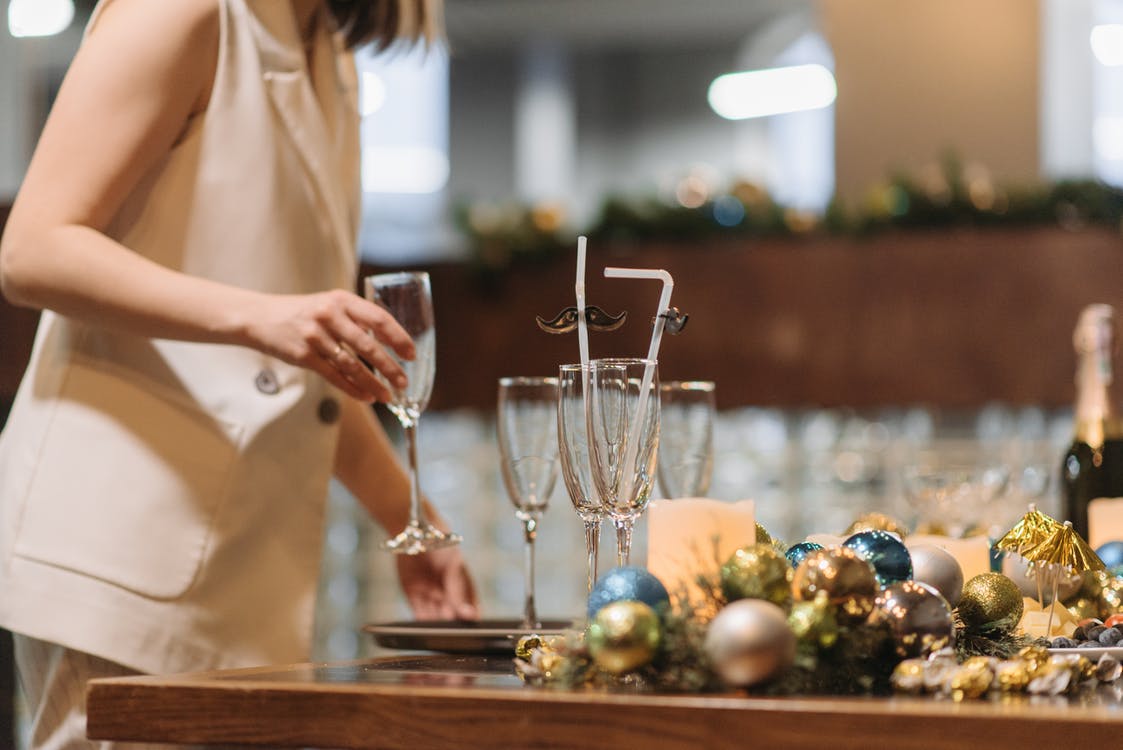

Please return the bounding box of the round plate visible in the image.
[1047,645,1123,660]
[364,618,572,654]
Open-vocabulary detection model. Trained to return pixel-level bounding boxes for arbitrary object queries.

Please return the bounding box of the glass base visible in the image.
[382,521,463,555]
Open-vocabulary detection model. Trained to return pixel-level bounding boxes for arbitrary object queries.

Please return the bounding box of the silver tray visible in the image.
[364,618,572,654]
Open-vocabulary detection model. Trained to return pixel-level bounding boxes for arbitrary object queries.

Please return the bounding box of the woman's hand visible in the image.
[246,289,415,402]
[395,544,479,621]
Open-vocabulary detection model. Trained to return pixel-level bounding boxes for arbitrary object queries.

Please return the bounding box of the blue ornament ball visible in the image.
[785,541,824,569]
[587,566,670,619]
[1096,541,1123,574]
[843,530,913,586]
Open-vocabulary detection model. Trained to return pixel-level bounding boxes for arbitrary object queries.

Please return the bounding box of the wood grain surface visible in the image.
[86,655,1123,749]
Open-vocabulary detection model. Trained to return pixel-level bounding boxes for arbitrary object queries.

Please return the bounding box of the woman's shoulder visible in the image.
[88,0,221,47]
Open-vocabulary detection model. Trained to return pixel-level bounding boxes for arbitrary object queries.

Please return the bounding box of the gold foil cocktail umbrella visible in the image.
[993,504,1062,557]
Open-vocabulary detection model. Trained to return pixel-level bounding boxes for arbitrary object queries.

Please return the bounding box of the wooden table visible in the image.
[87,654,1123,749]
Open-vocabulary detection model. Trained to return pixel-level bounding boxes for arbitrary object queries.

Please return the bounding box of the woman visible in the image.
[0,0,476,745]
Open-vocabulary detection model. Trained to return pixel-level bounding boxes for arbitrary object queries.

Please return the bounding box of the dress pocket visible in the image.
[13,360,244,600]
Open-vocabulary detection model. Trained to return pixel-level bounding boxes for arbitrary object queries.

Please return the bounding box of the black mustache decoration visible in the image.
[536,305,628,334]
[657,306,689,335]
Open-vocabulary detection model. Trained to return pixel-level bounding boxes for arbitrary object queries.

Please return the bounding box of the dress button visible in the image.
[317,397,341,425]
[254,369,280,395]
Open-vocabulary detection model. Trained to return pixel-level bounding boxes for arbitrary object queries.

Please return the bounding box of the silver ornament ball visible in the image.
[703,599,795,688]
[907,544,964,608]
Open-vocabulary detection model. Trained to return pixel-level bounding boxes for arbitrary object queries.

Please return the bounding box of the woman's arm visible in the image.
[334,396,478,619]
[0,0,408,402]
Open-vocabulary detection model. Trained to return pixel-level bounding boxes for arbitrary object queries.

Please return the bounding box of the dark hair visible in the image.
[327,0,442,50]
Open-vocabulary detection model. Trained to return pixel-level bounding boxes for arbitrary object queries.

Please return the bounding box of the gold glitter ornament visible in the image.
[845,512,909,538]
[721,544,793,607]
[787,590,838,649]
[586,601,662,675]
[957,573,1024,632]
[755,523,774,545]
[791,547,880,623]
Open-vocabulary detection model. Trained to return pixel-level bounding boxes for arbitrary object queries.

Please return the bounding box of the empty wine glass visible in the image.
[657,381,716,498]
[497,376,560,629]
[587,357,660,567]
[558,364,603,594]
[364,271,462,555]
[902,440,1011,538]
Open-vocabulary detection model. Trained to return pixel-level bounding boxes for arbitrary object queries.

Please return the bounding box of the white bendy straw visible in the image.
[602,266,674,500]
[576,236,589,367]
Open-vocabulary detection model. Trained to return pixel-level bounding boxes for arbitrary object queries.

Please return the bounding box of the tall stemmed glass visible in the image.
[364,271,462,555]
[558,364,603,594]
[657,381,716,499]
[587,358,660,567]
[497,377,560,629]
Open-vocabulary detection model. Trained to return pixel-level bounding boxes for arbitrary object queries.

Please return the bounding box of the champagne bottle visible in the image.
[1061,303,1123,547]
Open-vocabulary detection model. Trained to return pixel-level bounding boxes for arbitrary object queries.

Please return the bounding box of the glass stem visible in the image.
[583,518,601,594]
[614,518,632,567]
[403,418,423,529]
[522,516,540,629]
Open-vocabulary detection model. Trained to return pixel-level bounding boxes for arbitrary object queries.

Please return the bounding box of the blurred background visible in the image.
[2,1,1123,722]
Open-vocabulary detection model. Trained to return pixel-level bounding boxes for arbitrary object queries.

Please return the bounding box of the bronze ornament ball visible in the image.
[791,546,880,623]
[956,573,1024,633]
[586,600,662,675]
[868,580,955,658]
[720,544,793,607]
[704,599,796,687]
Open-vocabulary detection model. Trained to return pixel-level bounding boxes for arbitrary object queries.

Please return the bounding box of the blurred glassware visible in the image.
[587,358,661,567]
[901,440,1011,538]
[497,376,560,629]
[364,271,462,554]
[657,380,716,498]
[558,364,602,595]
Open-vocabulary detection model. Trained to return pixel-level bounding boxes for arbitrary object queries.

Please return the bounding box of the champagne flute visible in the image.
[657,381,716,498]
[558,364,603,594]
[587,358,660,567]
[364,271,462,555]
[497,377,560,629]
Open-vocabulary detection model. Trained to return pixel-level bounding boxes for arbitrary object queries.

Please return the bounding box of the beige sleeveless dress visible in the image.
[0,0,360,675]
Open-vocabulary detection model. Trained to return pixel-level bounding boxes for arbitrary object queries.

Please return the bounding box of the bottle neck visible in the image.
[1074,348,1119,447]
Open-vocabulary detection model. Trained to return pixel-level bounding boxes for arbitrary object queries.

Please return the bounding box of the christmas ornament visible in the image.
[868,581,955,658]
[787,590,838,649]
[1099,575,1123,616]
[791,547,880,623]
[755,523,774,545]
[720,544,792,607]
[845,512,909,538]
[1096,540,1123,574]
[957,573,1024,633]
[703,599,796,688]
[909,544,964,607]
[785,541,823,569]
[586,601,662,674]
[843,530,913,586]
[587,566,670,619]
